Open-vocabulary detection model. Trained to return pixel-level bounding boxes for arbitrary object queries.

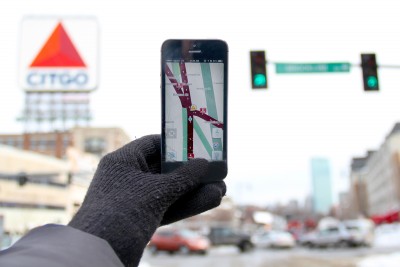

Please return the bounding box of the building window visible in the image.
[84,137,107,155]
[47,139,56,148]
[7,138,14,146]
[38,138,47,150]
[63,135,70,148]
[30,139,37,149]
[16,137,23,148]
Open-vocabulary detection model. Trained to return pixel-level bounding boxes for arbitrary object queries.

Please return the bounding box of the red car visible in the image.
[148,229,210,255]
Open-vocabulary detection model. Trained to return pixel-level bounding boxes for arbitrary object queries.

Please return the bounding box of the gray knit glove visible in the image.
[68,135,226,267]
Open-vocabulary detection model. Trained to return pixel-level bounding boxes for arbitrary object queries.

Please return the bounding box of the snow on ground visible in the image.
[358,223,400,267]
[357,252,400,267]
[373,223,400,248]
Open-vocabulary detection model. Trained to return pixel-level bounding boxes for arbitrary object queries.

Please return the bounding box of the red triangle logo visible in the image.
[30,22,86,67]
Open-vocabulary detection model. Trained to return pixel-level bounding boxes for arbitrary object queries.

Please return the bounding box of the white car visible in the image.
[300,220,374,248]
[252,231,295,249]
[343,219,375,247]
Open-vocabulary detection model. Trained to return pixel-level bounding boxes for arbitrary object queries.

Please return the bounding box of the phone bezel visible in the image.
[161,39,228,182]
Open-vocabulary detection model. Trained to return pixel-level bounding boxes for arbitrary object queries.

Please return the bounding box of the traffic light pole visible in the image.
[357,64,400,69]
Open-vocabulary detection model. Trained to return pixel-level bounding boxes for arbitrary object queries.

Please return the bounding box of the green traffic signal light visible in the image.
[250,51,267,89]
[361,54,379,91]
[367,76,378,88]
[254,74,266,87]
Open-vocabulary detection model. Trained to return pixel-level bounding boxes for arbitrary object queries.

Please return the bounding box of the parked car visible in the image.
[343,219,375,247]
[299,231,318,247]
[148,229,210,255]
[299,225,350,248]
[299,220,374,248]
[208,227,253,252]
[252,230,295,249]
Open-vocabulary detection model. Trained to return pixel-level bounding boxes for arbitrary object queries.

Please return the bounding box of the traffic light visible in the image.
[361,53,379,91]
[250,51,267,89]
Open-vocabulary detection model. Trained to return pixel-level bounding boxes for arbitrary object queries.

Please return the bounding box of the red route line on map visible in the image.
[179,62,194,155]
[165,62,223,158]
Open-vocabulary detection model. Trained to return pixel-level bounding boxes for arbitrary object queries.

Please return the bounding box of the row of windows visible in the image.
[367,167,393,193]
[0,135,108,156]
[84,137,107,155]
[0,201,65,210]
[0,138,23,147]
[0,136,70,150]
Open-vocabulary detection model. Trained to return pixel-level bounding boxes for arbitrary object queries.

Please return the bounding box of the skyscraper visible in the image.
[311,158,333,215]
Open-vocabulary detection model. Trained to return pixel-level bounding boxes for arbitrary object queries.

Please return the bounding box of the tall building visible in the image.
[303,195,315,219]
[348,153,373,218]
[362,123,400,218]
[311,158,333,215]
[338,191,352,219]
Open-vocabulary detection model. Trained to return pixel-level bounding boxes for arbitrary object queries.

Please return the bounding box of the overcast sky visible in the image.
[1,0,400,206]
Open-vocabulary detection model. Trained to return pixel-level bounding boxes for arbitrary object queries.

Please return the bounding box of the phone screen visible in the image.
[164,59,225,162]
[161,40,228,180]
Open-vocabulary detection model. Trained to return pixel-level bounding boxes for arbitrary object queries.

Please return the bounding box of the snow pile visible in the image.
[138,261,151,267]
[357,252,400,267]
[360,224,400,267]
[373,223,400,248]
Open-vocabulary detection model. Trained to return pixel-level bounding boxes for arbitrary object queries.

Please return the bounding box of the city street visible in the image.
[2,2,400,267]
[141,245,400,267]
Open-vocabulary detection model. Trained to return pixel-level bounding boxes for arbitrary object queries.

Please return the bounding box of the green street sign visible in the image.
[276,63,351,74]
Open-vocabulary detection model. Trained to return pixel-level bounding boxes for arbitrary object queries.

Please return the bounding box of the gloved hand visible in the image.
[68,135,226,267]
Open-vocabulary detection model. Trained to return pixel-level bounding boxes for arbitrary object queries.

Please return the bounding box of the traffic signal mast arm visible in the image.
[250,50,398,91]
[268,61,400,69]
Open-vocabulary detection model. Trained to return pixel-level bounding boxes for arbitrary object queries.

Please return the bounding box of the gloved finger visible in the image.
[162,158,209,196]
[102,134,161,173]
[161,181,226,225]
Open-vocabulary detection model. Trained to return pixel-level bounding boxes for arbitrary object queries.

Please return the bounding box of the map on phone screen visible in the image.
[165,60,224,162]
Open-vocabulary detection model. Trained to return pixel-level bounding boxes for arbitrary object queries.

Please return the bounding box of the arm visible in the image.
[68,135,226,266]
[0,224,124,267]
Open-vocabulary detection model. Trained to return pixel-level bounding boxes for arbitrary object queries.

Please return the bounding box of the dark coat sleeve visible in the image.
[0,224,124,267]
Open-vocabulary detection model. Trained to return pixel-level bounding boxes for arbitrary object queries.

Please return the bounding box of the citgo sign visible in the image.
[19,17,98,92]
